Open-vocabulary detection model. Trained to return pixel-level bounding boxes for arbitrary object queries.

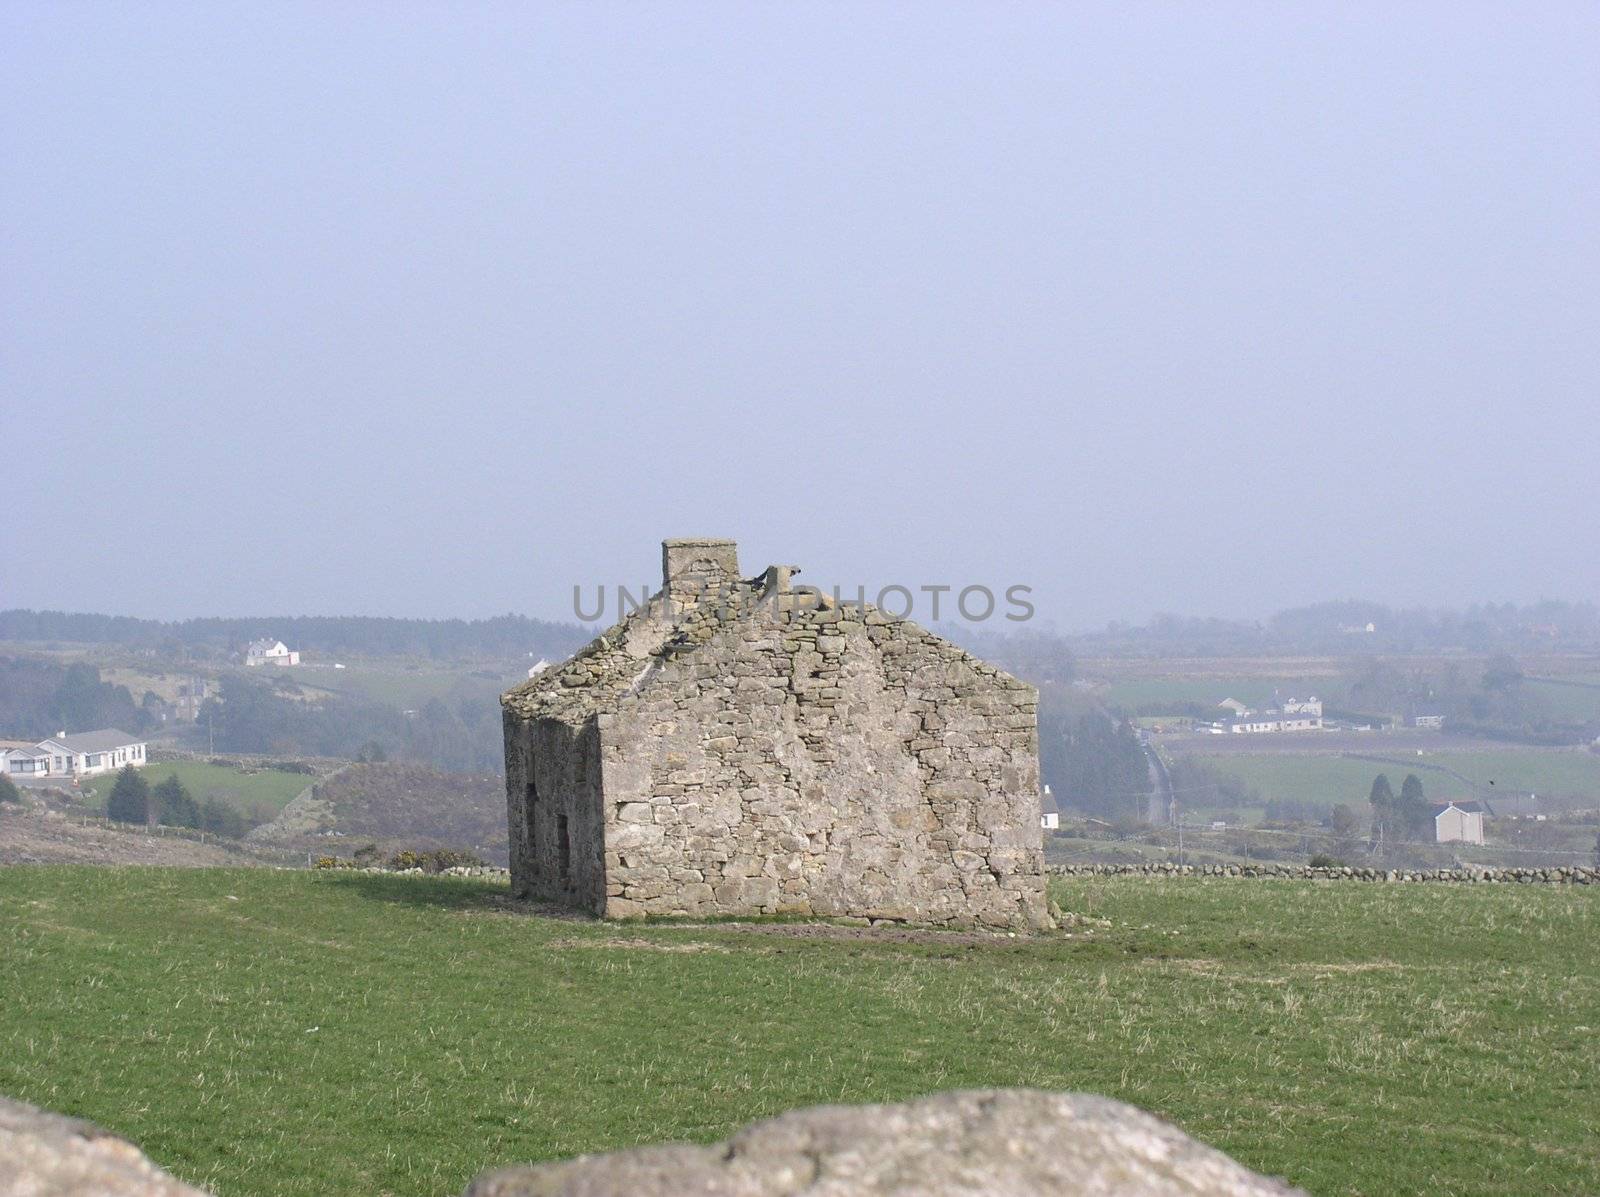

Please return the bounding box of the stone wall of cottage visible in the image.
[504,712,606,909]
[594,596,1048,929]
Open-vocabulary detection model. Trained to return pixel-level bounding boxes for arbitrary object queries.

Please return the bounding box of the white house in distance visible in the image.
[1280,696,1323,717]
[1040,784,1059,831]
[2,729,148,780]
[1224,709,1324,734]
[1433,801,1486,845]
[245,638,300,667]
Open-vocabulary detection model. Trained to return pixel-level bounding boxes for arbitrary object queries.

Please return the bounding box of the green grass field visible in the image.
[1,868,1595,1196]
[1185,748,1600,814]
[77,761,311,816]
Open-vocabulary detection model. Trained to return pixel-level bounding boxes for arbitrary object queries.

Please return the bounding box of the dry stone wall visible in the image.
[1053,862,1599,884]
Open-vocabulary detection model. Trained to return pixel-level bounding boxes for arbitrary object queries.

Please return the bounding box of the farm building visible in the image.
[1280,696,1322,717]
[1432,801,1487,845]
[245,638,300,667]
[501,538,1051,929]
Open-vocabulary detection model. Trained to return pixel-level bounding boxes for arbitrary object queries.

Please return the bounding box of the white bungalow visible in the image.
[3,730,148,779]
[1040,784,1059,831]
[1225,711,1324,734]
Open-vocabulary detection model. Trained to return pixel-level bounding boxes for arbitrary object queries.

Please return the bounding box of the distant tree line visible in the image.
[1073,599,1600,657]
[1344,655,1597,745]
[0,610,589,663]
[198,676,503,772]
[1040,700,1150,820]
[947,628,1076,686]
[1164,757,1263,815]
[0,658,156,738]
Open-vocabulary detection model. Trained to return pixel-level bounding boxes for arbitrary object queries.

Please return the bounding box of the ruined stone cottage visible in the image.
[500,539,1049,929]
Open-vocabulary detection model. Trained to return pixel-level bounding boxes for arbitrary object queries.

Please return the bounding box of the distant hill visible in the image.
[0,609,589,663]
[1070,599,1600,657]
[249,763,508,864]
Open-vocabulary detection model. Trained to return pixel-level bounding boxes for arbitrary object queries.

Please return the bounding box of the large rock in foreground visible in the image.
[466,1089,1303,1196]
[0,1096,207,1197]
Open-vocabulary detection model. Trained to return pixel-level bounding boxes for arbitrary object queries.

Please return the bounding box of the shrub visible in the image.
[1309,853,1347,868]
[312,846,488,873]
[199,797,247,838]
[386,847,486,873]
[0,774,20,804]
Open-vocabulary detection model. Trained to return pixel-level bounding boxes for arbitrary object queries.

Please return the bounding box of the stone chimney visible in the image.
[661,538,740,607]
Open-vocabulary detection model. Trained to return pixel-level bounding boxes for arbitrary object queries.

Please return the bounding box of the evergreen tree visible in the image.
[1368,774,1397,846]
[1398,774,1431,837]
[153,774,200,828]
[0,773,20,804]
[106,765,150,825]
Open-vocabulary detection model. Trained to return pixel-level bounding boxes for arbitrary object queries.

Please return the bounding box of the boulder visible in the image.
[0,1096,208,1197]
[465,1089,1303,1196]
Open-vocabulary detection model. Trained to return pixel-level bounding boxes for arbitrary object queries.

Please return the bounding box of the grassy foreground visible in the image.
[1,870,1596,1196]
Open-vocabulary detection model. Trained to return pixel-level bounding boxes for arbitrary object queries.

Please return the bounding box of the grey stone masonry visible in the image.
[502,539,1050,930]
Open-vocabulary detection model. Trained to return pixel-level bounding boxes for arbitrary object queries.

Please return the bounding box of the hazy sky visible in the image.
[3,4,1596,631]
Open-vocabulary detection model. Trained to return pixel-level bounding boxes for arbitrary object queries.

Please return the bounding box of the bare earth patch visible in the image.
[0,808,286,868]
[545,935,737,954]
[679,919,1039,947]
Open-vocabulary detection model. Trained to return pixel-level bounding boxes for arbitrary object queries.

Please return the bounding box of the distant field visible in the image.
[1520,677,1600,724]
[78,761,311,816]
[0,869,1594,1196]
[1182,747,1600,813]
[295,665,514,709]
[1096,660,1600,728]
[1098,675,1326,712]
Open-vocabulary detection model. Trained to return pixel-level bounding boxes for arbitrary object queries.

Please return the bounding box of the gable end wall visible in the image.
[593,606,1047,929]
